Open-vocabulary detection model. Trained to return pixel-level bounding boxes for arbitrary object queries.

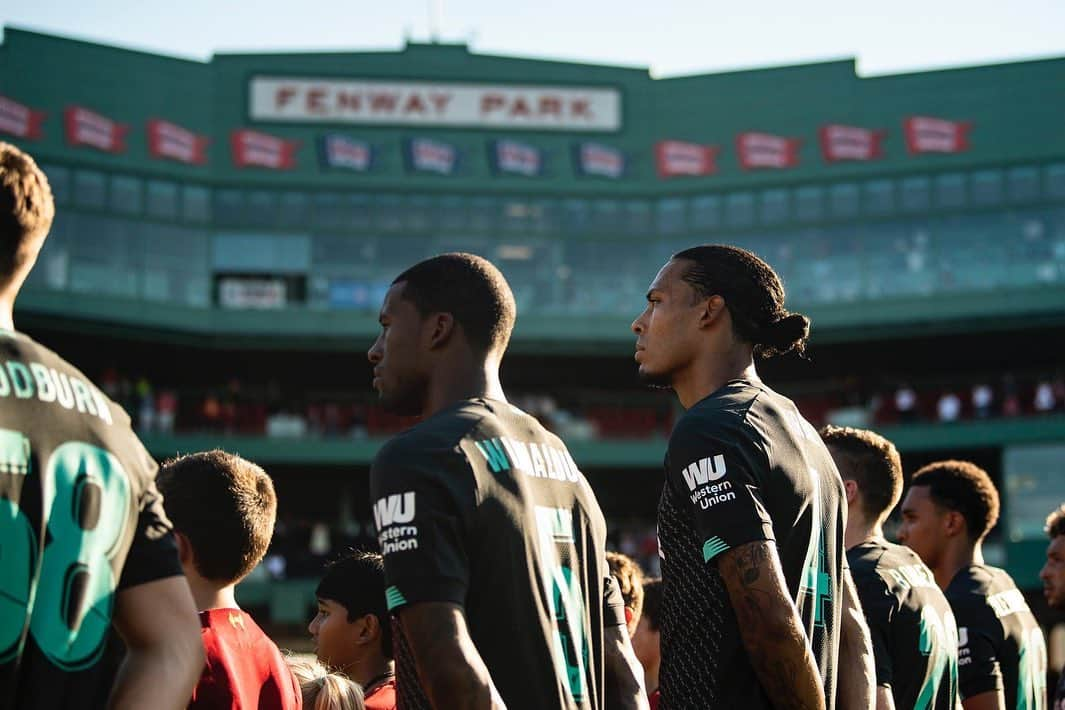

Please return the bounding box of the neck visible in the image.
[644,658,660,695]
[845,517,883,551]
[933,540,982,591]
[422,355,506,419]
[673,346,758,410]
[186,574,239,612]
[344,655,395,690]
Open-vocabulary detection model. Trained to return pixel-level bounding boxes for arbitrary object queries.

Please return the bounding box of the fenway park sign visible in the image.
[248,77,621,131]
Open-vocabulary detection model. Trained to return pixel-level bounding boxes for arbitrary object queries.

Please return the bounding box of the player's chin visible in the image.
[637,364,673,389]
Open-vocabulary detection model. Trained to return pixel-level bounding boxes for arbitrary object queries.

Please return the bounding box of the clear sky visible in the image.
[3,0,1064,77]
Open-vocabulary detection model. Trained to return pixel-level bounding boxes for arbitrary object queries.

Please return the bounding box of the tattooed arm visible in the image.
[718,540,827,710]
[835,568,876,710]
[397,602,505,710]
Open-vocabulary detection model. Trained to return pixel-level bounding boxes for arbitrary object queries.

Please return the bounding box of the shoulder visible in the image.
[847,540,888,577]
[946,566,998,616]
[373,407,483,469]
[670,383,763,448]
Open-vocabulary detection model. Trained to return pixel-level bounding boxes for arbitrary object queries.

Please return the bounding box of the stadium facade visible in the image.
[2,27,1065,605]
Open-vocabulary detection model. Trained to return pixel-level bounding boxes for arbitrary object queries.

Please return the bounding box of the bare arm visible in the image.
[835,568,876,710]
[604,623,650,710]
[962,690,1006,710]
[108,576,203,710]
[875,686,896,710]
[719,540,826,710]
[397,602,504,710]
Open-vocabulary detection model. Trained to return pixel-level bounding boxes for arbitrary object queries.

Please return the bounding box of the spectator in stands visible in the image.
[632,579,663,710]
[287,658,365,710]
[309,551,396,710]
[936,391,961,422]
[971,383,994,418]
[895,383,918,423]
[607,551,645,637]
[156,450,300,709]
[155,388,178,433]
[1001,374,1022,417]
[135,375,155,432]
[1034,378,1056,414]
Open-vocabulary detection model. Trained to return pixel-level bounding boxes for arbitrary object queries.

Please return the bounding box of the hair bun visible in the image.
[756,312,810,357]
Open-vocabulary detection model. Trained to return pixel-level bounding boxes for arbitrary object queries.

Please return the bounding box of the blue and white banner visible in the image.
[405,137,460,175]
[319,133,374,171]
[574,141,625,179]
[491,139,545,177]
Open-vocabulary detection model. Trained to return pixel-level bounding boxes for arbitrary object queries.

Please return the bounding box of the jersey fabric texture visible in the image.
[0,331,183,710]
[947,565,1047,710]
[848,538,959,709]
[189,608,301,710]
[369,398,625,710]
[656,379,846,710]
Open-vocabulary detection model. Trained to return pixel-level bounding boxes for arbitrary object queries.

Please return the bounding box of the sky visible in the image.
[3,0,1065,77]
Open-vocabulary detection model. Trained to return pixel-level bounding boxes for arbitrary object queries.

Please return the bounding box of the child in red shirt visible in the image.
[158,450,301,709]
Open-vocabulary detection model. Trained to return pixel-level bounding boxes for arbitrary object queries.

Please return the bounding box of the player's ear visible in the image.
[174,531,193,567]
[355,613,380,646]
[944,509,966,538]
[697,294,725,330]
[424,312,455,350]
[842,479,859,506]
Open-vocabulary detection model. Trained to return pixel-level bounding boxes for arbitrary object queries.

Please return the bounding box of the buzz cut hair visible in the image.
[819,425,903,524]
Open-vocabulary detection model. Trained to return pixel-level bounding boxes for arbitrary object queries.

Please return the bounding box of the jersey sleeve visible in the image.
[602,572,627,628]
[370,437,476,612]
[954,600,1003,699]
[117,439,183,590]
[665,416,773,564]
[852,567,896,686]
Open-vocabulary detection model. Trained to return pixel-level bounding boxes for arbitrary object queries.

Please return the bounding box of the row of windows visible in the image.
[42,163,1065,235]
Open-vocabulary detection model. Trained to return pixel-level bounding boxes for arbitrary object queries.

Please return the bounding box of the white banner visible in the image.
[249,76,621,131]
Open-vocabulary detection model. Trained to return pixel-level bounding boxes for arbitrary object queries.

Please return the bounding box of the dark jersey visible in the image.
[947,565,1047,710]
[369,398,624,710]
[656,379,846,710]
[0,331,182,709]
[848,538,959,710]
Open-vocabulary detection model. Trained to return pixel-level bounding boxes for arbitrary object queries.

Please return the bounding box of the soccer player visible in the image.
[820,425,959,709]
[309,551,396,709]
[368,253,647,709]
[632,578,662,710]
[1040,504,1065,710]
[630,244,874,710]
[606,551,645,636]
[0,142,203,709]
[156,450,301,709]
[899,460,1047,710]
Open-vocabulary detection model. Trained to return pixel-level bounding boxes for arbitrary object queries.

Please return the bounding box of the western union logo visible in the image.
[682,454,727,491]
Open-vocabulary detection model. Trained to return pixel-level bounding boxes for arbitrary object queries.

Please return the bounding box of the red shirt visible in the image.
[190,609,302,710]
[649,688,660,710]
[364,678,397,710]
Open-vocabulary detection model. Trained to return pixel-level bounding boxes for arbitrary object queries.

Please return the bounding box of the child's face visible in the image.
[308,597,361,673]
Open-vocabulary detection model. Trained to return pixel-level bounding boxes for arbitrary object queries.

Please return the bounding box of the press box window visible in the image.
[795,187,823,222]
[828,184,859,219]
[214,189,245,227]
[725,193,755,228]
[1046,164,1065,200]
[863,180,894,216]
[146,180,179,219]
[1007,166,1040,204]
[760,189,790,225]
[690,196,720,231]
[182,186,211,223]
[278,192,310,228]
[73,170,106,209]
[900,177,931,213]
[970,170,1003,207]
[657,199,686,235]
[935,173,966,209]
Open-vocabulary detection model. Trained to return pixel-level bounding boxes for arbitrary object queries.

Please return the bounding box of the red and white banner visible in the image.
[231,129,299,169]
[736,132,800,170]
[147,119,209,165]
[655,140,718,178]
[0,96,46,140]
[819,124,885,162]
[64,106,127,153]
[904,116,971,154]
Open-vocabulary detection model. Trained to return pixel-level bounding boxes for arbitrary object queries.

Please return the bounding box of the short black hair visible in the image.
[392,252,516,354]
[911,460,1000,542]
[672,244,809,358]
[157,450,277,584]
[316,551,393,658]
[0,142,54,282]
[641,578,662,631]
[820,425,902,524]
[1046,504,1065,539]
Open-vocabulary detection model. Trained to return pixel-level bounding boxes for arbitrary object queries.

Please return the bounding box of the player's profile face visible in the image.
[897,485,946,567]
[308,597,361,672]
[367,282,429,415]
[631,259,703,388]
[1040,535,1065,609]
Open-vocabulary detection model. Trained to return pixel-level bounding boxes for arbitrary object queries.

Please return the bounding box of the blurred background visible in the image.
[1,4,1064,658]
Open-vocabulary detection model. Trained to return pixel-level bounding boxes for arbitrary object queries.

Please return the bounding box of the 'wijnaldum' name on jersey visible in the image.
[472,436,580,482]
[0,357,112,424]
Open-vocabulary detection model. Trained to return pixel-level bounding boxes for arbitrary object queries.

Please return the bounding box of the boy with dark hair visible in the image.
[368,253,646,709]
[309,551,396,710]
[631,244,874,710]
[632,579,663,710]
[0,142,203,710]
[821,425,958,710]
[606,551,645,636]
[1041,504,1065,709]
[157,450,300,709]
[899,460,1046,710]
